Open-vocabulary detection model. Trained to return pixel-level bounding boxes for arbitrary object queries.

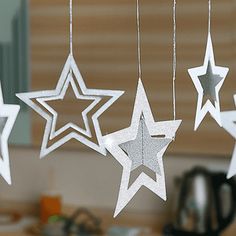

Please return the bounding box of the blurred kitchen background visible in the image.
[0,0,236,235]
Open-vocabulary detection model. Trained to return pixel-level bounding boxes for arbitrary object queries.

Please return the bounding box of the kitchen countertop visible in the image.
[0,226,236,235]
[1,228,236,236]
[0,201,235,236]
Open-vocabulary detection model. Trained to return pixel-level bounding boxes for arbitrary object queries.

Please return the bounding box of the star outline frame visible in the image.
[188,33,229,130]
[16,54,124,158]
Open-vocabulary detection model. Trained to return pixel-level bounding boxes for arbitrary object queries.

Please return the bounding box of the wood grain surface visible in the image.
[29,0,236,156]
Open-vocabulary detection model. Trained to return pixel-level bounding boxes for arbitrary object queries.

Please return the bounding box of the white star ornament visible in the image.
[103,79,182,217]
[221,95,236,179]
[16,54,124,158]
[188,33,229,130]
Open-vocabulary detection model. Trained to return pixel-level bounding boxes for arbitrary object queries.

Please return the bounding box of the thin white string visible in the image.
[208,0,211,34]
[172,0,176,121]
[136,0,142,80]
[70,0,73,55]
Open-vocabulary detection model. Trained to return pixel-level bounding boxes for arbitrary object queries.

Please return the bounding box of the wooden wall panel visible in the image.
[30,0,236,156]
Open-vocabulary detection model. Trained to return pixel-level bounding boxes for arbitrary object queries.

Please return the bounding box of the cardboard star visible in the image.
[16,54,124,158]
[188,33,229,130]
[103,79,182,217]
[221,95,236,179]
[0,84,20,184]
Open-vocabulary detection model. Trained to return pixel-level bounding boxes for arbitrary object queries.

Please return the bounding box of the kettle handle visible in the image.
[212,173,236,233]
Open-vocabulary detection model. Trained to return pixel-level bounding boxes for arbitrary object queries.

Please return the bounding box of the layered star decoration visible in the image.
[188,33,229,130]
[0,83,20,184]
[16,54,124,158]
[221,95,236,179]
[103,79,182,217]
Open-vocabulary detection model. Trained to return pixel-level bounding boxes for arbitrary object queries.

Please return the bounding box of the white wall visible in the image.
[0,147,230,215]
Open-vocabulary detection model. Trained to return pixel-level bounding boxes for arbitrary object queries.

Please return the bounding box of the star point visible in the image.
[0,84,20,184]
[221,96,236,179]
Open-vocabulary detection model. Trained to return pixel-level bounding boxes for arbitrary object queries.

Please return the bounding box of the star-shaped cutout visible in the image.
[221,95,236,179]
[0,84,20,184]
[188,33,229,130]
[44,82,95,134]
[120,117,172,174]
[16,54,124,158]
[37,72,100,140]
[103,79,182,217]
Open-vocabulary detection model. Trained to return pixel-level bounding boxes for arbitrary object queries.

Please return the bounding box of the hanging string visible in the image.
[136,0,142,80]
[172,0,176,121]
[69,0,73,55]
[208,0,211,34]
[136,0,143,163]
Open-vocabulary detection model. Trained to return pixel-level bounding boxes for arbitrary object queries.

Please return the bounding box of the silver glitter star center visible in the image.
[120,116,172,174]
[198,61,223,102]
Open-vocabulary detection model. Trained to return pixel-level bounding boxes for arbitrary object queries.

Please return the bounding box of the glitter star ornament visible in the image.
[16,0,124,158]
[103,80,182,217]
[188,33,229,130]
[221,95,236,179]
[16,54,124,158]
[0,84,20,184]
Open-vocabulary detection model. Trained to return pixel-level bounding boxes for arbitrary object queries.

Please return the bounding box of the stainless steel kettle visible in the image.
[164,167,236,236]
